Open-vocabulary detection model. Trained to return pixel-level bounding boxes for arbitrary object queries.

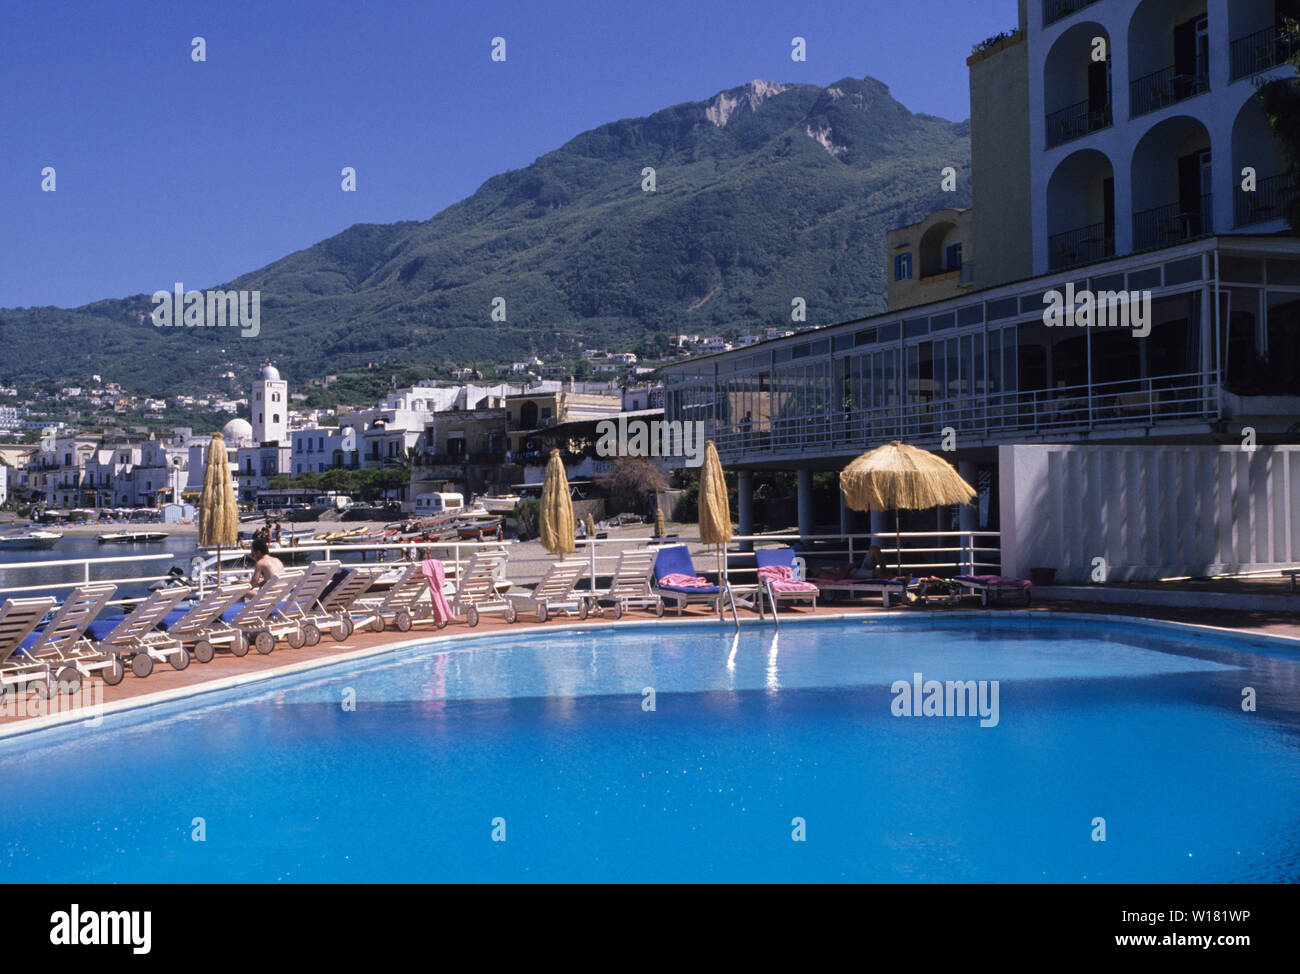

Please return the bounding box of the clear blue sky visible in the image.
[0,0,1014,309]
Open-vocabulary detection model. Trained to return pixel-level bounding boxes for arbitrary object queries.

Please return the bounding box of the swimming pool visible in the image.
[3,613,1299,883]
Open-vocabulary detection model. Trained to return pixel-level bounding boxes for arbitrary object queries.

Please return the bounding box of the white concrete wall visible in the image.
[999,442,1300,581]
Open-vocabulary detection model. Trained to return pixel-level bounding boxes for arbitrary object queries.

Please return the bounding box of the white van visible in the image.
[414,492,465,515]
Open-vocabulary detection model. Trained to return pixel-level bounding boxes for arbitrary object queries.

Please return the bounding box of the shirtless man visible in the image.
[248,538,285,592]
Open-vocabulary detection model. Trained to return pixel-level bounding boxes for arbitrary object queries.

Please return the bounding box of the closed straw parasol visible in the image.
[198,433,239,584]
[539,449,575,555]
[839,440,975,576]
[654,506,666,538]
[585,512,597,539]
[698,440,732,613]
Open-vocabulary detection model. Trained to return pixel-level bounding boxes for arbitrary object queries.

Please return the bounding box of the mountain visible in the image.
[0,76,970,392]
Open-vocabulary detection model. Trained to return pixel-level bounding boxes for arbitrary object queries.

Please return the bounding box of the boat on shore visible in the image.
[97,530,168,544]
[474,494,520,515]
[0,529,64,551]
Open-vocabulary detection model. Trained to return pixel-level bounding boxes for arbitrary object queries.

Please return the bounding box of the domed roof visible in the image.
[259,364,280,381]
[221,418,253,445]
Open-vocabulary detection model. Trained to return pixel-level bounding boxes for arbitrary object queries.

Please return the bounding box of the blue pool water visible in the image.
[3,614,1300,883]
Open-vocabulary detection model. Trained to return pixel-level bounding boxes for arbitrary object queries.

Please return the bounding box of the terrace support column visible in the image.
[737,469,754,552]
[797,468,814,540]
[839,491,852,539]
[870,509,888,544]
[958,460,978,574]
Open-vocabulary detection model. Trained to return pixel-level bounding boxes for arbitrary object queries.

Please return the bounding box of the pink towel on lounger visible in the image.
[757,565,819,594]
[420,559,454,623]
[659,572,712,588]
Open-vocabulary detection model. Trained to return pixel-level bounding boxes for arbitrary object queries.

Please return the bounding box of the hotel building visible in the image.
[662,0,1300,582]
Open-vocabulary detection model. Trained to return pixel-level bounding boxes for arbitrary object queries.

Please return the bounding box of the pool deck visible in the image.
[4,593,1299,737]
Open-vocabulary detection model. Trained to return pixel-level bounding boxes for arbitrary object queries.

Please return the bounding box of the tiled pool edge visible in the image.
[3,607,1298,742]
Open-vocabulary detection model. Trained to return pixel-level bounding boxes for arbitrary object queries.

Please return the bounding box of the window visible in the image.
[945,242,963,271]
[894,253,913,281]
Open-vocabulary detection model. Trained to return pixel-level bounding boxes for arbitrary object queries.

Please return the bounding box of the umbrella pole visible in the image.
[895,509,902,578]
[216,543,221,585]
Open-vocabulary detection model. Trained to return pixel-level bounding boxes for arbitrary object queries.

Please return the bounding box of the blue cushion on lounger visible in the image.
[652,545,721,594]
[754,548,797,570]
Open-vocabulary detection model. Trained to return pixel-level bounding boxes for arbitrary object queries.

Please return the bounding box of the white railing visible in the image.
[0,530,1002,608]
[711,370,1218,459]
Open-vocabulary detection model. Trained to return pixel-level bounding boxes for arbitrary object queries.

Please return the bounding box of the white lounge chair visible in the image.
[24,584,122,688]
[228,570,305,654]
[351,562,432,633]
[315,567,378,639]
[271,560,343,646]
[592,549,663,619]
[92,586,192,678]
[508,560,589,623]
[451,551,517,626]
[166,583,251,662]
[0,597,59,697]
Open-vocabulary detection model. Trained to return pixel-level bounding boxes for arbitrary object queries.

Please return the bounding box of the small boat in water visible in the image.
[97,530,168,544]
[0,529,63,550]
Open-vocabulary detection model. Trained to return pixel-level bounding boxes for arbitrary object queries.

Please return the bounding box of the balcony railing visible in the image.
[708,371,1219,461]
[1234,172,1296,227]
[1130,65,1209,118]
[1133,195,1212,251]
[1231,24,1296,81]
[1045,99,1112,148]
[1043,0,1101,27]
[1048,222,1115,271]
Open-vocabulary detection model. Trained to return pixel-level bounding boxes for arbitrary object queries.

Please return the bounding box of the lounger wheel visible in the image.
[653,602,664,618]
[303,622,321,646]
[613,603,623,619]
[286,629,306,650]
[332,619,352,641]
[536,605,548,624]
[102,656,125,686]
[394,611,412,632]
[254,630,275,655]
[30,677,51,699]
[577,601,588,620]
[170,648,190,671]
[55,666,82,695]
[131,654,154,679]
[231,633,249,657]
[465,606,479,628]
[434,619,447,630]
[503,603,517,624]
[369,618,386,633]
[193,640,215,664]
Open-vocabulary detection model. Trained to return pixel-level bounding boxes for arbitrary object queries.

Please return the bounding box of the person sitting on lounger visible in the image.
[248,537,285,593]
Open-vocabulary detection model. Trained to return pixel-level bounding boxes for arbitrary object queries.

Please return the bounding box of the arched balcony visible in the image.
[1044,22,1113,147]
[918,221,963,278]
[1046,148,1115,270]
[1128,0,1210,118]
[1131,115,1212,250]
[1232,96,1293,226]
[1230,0,1300,82]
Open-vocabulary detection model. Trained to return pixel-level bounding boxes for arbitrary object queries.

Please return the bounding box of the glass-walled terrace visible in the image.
[663,247,1261,464]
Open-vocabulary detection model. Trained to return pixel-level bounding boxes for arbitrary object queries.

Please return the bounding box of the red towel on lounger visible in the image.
[757,565,819,593]
[419,559,454,623]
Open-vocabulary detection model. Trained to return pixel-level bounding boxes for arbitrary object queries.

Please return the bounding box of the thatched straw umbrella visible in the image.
[698,441,732,611]
[198,433,239,584]
[839,440,975,576]
[584,512,597,539]
[539,449,575,556]
[654,506,666,538]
